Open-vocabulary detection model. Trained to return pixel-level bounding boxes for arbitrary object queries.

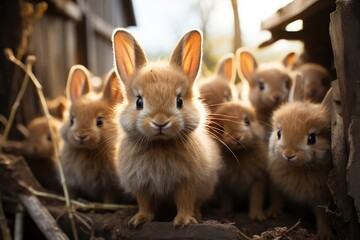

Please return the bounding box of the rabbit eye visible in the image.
[176,95,183,109]
[307,133,316,145]
[136,96,143,110]
[258,81,265,91]
[70,116,75,126]
[225,94,231,102]
[277,130,281,139]
[47,134,52,142]
[244,116,251,126]
[96,117,103,128]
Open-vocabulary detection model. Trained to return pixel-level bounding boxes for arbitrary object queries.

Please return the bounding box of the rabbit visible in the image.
[2,116,63,192]
[198,53,238,112]
[267,74,334,239]
[236,48,296,135]
[60,65,124,203]
[211,101,268,221]
[294,63,332,103]
[112,28,222,228]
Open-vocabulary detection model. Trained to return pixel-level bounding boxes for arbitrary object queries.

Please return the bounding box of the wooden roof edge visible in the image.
[261,0,333,32]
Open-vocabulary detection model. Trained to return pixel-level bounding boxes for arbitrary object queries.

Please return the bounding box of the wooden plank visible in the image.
[48,0,82,22]
[261,0,332,31]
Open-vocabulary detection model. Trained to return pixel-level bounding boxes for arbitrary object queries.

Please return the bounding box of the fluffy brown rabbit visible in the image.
[294,63,332,103]
[198,53,238,112]
[2,116,63,192]
[112,28,222,228]
[212,101,268,221]
[61,65,124,203]
[236,49,296,133]
[267,75,334,239]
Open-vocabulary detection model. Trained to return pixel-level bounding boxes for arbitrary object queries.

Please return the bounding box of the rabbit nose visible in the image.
[282,153,296,161]
[234,136,243,143]
[273,95,282,103]
[152,121,170,130]
[75,134,89,142]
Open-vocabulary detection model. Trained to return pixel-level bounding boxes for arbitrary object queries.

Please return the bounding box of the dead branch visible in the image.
[19,194,68,240]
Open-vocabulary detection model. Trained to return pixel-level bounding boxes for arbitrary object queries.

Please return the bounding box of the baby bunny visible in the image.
[267,75,334,239]
[6,116,63,192]
[112,28,222,228]
[61,65,124,203]
[236,49,296,134]
[212,101,268,221]
[294,63,332,103]
[198,53,238,112]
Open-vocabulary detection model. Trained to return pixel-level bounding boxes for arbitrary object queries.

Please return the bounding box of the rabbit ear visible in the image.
[236,48,258,83]
[321,87,333,110]
[66,65,92,101]
[170,29,203,84]
[289,73,305,102]
[282,52,296,68]
[112,28,147,86]
[215,53,236,84]
[102,68,124,104]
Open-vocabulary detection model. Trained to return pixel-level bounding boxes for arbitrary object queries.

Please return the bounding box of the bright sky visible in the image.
[128,0,302,61]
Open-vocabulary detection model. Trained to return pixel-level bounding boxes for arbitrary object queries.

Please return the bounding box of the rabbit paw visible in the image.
[173,214,198,228]
[249,210,267,222]
[266,207,283,218]
[128,212,153,228]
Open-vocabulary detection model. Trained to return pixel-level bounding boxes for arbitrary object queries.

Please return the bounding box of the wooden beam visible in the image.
[261,0,331,31]
[48,0,82,22]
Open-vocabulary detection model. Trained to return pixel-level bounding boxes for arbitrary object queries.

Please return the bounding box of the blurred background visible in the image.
[0,0,335,136]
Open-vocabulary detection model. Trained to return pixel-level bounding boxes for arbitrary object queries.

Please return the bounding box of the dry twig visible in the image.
[0,192,12,240]
[4,48,78,240]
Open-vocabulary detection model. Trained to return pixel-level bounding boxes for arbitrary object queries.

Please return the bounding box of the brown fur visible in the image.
[112,28,222,228]
[212,102,267,221]
[61,65,123,203]
[267,96,334,239]
[236,49,295,134]
[15,117,63,192]
[295,63,332,103]
[199,53,238,112]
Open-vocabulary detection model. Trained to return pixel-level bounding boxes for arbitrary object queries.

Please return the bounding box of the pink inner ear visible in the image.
[181,33,201,81]
[240,52,256,80]
[70,69,88,100]
[222,59,234,81]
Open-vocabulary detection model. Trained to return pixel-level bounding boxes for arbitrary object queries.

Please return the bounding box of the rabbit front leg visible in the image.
[173,183,198,228]
[266,182,284,218]
[249,179,266,221]
[128,191,154,228]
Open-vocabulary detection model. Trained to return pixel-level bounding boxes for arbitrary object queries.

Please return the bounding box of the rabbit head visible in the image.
[295,63,332,103]
[212,101,265,150]
[23,117,62,159]
[112,28,206,142]
[269,74,332,167]
[236,49,295,112]
[61,65,123,149]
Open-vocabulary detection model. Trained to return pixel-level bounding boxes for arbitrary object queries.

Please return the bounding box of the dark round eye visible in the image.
[307,133,316,145]
[136,96,143,110]
[47,134,52,142]
[176,95,183,109]
[259,81,265,91]
[70,116,74,126]
[244,116,250,126]
[277,130,281,139]
[96,117,103,127]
